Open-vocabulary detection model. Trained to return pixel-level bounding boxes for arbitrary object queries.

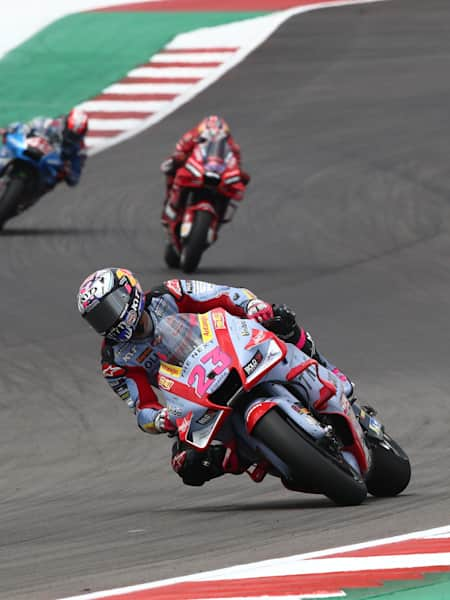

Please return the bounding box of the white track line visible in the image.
[58,524,450,599]
[85,0,387,157]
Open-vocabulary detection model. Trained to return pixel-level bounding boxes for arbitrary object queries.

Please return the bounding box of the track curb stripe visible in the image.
[79,0,385,156]
[58,525,450,600]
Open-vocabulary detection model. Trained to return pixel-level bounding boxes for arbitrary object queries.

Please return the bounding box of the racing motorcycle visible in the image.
[0,125,64,229]
[164,134,246,273]
[154,309,411,505]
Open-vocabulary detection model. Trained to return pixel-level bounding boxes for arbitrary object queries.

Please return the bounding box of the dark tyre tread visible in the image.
[164,242,180,269]
[180,211,213,273]
[253,409,367,506]
[0,178,25,229]
[366,434,411,497]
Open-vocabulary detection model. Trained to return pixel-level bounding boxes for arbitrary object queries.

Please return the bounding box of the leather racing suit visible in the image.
[161,126,250,226]
[101,279,353,486]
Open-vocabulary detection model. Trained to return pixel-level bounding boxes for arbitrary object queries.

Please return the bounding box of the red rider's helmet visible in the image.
[64,108,88,143]
[77,268,145,343]
[197,115,230,142]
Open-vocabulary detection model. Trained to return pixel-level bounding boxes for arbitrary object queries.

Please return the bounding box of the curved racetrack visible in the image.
[1,1,450,598]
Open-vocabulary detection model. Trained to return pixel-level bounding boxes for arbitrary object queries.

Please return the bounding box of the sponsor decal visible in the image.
[243,350,263,376]
[116,268,137,287]
[212,311,226,329]
[197,409,217,425]
[158,375,174,391]
[198,313,213,343]
[121,345,138,362]
[292,403,309,414]
[142,422,157,432]
[102,364,126,378]
[126,309,137,325]
[178,414,191,435]
[111,382,130,399]
[239,320,250,337]
[244,328,272,349]
[137,346,152,363]
[167,405,183,417]
[165,279,183,299]
[192,281,216,295]
[242,288,256,299]
[160,361,182,378]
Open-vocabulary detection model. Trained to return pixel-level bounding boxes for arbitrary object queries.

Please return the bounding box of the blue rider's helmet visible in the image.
[77,268,145,342]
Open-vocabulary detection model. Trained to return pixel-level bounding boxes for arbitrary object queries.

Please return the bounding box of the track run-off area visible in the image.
[1,0,450,598]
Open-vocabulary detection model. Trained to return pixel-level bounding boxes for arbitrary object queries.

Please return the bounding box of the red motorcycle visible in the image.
[164,134,246,273]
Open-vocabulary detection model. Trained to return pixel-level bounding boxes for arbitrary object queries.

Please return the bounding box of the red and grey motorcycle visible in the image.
[154,309,411,505]
[164,135,246,273]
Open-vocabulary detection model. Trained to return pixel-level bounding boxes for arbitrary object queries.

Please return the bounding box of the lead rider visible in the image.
[77,268,353,486]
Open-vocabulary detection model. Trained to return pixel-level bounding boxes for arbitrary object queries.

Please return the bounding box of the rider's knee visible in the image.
[171,441,226,486]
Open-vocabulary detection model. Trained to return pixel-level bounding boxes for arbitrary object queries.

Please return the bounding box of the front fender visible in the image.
[180,203,218,240]
[245,397,328,440]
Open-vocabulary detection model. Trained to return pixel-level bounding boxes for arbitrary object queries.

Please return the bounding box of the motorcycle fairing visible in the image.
[1,127,63,189]
[155,311,287,448]
[319,393,372,474]
[245,395,329,441]
[285,356,371,474]
[210,309,287,390]
[176,408,228,449]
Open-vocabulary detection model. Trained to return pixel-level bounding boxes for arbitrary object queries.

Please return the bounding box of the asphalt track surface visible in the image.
[1,1,449,598]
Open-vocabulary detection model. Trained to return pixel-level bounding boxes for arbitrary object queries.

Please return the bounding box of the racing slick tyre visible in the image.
[253,409,367,506]
[0,177,25,229]
[180,211,212,273]
[164,242,180,269]
[365,433,411,497]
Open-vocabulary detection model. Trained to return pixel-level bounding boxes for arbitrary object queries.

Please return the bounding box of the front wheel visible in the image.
[253,409,367,506]
[0,177,26,229]
[164,241,180,269]
[366,433,411,497]
[180,211,213,273]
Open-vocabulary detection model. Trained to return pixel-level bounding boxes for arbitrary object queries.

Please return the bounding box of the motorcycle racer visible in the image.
[160,115,250,228]
[0,107,88,188]
[77,268,353,486]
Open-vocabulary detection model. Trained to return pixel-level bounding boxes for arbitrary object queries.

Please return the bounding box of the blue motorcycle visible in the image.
[0,125,64,229]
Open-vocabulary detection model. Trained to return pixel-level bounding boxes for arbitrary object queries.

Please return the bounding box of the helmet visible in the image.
[64,108,88,143]
[77,268,145,342]
[197,115,229,142]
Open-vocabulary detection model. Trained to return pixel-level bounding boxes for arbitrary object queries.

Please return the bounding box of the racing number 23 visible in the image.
[188,347,231,397]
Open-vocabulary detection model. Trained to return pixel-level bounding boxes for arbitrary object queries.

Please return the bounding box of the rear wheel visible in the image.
[180,211,213,273]
[253,409,367,506]
[366,434,411,497]
[0,177,26,229]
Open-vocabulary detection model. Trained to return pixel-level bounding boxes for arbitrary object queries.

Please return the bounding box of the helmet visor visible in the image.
[83,288,129,335]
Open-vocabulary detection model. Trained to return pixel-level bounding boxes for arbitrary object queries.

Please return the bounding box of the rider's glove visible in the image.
[154,408,176,434]
[160,157,177,175]
[240,170,251,186]
[263,303,300,343]
[246,299,274,323]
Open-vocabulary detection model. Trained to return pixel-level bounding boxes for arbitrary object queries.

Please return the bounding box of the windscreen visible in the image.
[200,136,230,171]
[154,314,203,366]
